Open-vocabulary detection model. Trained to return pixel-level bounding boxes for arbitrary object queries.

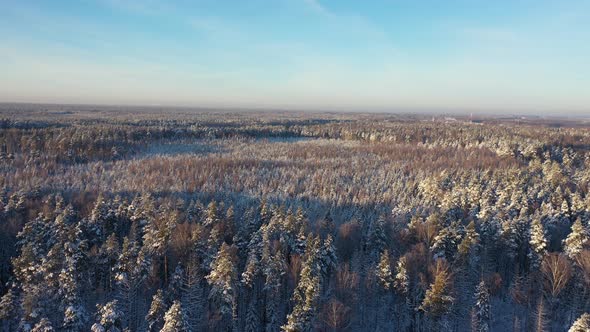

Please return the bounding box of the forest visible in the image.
[1,105,590,331]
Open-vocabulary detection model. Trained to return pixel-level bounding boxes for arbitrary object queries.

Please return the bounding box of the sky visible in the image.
[1,0,589,113]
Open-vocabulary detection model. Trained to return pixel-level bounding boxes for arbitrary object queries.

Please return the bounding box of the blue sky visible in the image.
[1,0,589,113]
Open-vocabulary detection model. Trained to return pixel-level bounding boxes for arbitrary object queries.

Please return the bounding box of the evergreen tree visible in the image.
[458,221,480,257]
[528,218,548,269]
[319,234,337,282]
[31,318,54,332]
[569,313,590,332]
[565,218,589,259]
[420,260,454,318]
[432,222,462,262]
[263,250,286,332]
[473,281,490,332]
[394,256,409,295]
[366,216,387,263]
[376,250,393,290]
[206,243,238,330]
[204,201,221,228]
[146,289,166,332]
[0,287,20,331]
[161,301,190,332]
[282,242,322,332]
[91,300,123,332]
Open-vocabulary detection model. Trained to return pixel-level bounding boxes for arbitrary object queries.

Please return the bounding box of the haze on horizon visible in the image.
[1,0,589,114]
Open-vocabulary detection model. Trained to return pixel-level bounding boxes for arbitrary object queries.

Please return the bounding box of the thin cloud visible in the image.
[303,0,332,16]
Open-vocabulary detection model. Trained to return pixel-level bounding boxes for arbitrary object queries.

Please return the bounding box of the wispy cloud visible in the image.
[302,0,332,16]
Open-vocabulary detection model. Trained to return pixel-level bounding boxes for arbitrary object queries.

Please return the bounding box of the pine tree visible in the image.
[376,250,393,290]
[114,237,149,330]
[63,304,88,332]
[0,287,20,330]
[565,218,589,259]
[263,250,286,332]
[204,201,221,227]
[569,313,590,332]
[241,252,260,288]
[31,318,55,332]
[146,289,166,332]
[528,218,548,269]
[282,239,322,332]
[458,221,480,257]
[244,294,262,332]
[96,233,120,292]
[91,300,123,332]
[206,243,238,330]
[473,281,490,332]
[161,301,190,332]
[420,260,454,318]
[432,222,462,262]
[87,193,109,243]
[366,216,387,263]
[319,234,337,282]
[394,256,409,295]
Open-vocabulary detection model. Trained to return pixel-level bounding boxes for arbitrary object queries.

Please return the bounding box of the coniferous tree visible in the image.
[31,317,55,332]
[529,218,548,270]
[91,300,123,332]
[282,239,322,332]
[146,289,166,332]
[161,300,190,332]
[473,281,490,332]
[206,243,238,331]
[569,313,590,332]
[376,250,393,290]
[420,260,454,318]
[565,218,589,259]
[432,222,462,262]
[394,256,409,295]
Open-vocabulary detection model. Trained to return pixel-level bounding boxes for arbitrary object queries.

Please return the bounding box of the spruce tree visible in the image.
[569,313,590,332]
[528,218,548,269]
[161,301,190,332]
[376,250,393,290]
[91,300,123,332]
[473,281,490,332]
[565,218,589,259]
[206,243,238,330]
[146,289,166,332]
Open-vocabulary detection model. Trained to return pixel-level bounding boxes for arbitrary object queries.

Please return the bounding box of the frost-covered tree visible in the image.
[206,243,238,330]
[529,218,548,269]
[376,250,393,290]
[565,218,589,259]
[458,221,479,257]
[473,281,490,332]
[62,304,88,332]
[394,256,409,295]
[319,234,337,282]
[365,215,387,264]
[263,250,286,332]
[282,243,321,332]
[91,300,123,332]
[146,289,166,332]
[420,260,454,318]
[0,287,20,331]
[204,201,221,228]
[569,313,590,332]
[432,222,462,262]
[31,318,54,332]
[161,301,190,332]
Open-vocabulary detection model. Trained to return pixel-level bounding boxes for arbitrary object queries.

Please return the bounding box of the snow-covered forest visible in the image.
[1,106,590,331]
